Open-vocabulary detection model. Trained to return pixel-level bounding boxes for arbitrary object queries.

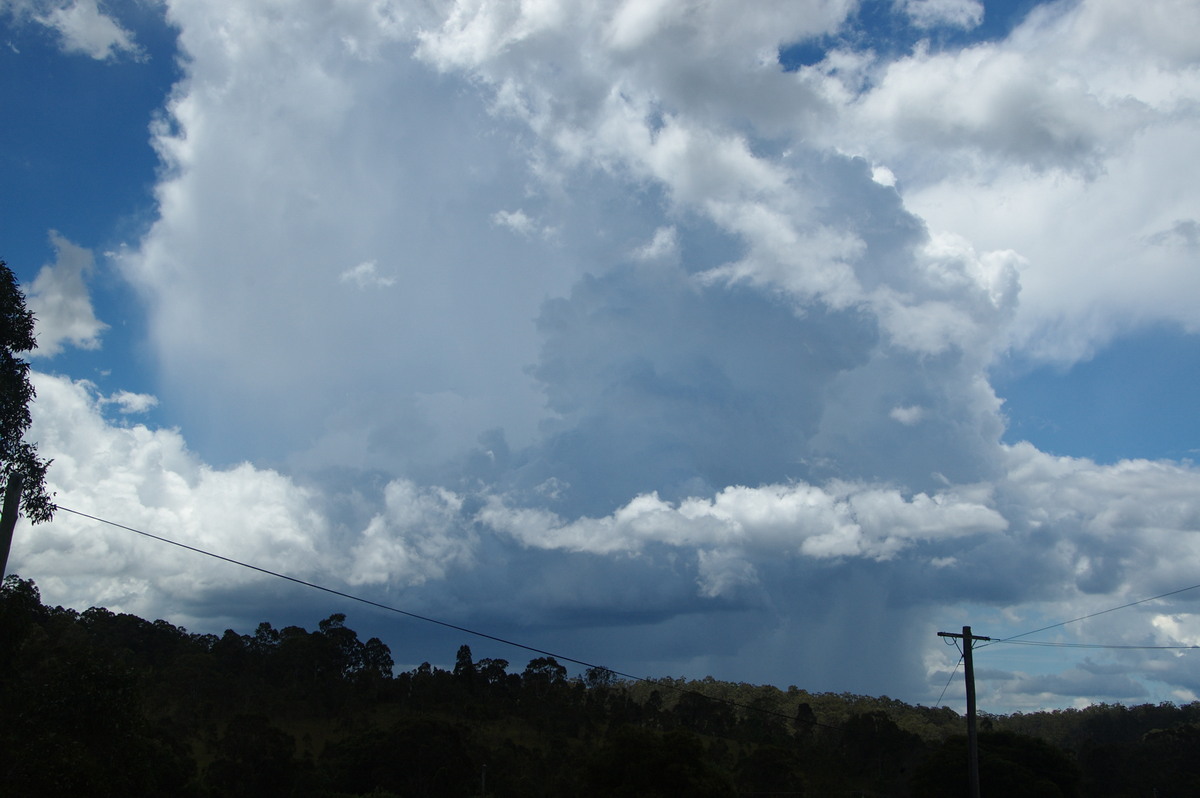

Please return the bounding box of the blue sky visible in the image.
[4,0,1200,715]
[996,325,1200,462]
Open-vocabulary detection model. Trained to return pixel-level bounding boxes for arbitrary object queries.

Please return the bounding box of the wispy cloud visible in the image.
[896,0,984,30]
[492,209,553,239]
[2,0,142,60]
[632,226,680,263]
[339,260,396,289]
[102,389,158,414]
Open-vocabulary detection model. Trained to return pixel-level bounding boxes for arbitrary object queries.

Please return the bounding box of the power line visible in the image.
[58,506,595,667]
[52,503,1200,724]
[935,654,963,707]
[992,639,1199,651]
[934,584,1200,707]
[987,582,1200,646]
[52,504,834,730]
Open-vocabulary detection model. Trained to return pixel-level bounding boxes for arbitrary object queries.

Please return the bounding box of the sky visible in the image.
[3,0,1200,715]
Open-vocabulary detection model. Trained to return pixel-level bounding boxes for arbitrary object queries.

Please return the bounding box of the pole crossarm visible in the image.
[938,630,992,643]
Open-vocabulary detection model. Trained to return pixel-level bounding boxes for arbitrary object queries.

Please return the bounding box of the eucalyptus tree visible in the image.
[0,259,53,523]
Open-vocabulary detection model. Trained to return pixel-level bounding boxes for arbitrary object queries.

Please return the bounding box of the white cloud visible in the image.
[124,0,1025,485]
[37,0,1200,710]
[890,405,924,425]
[479,481,1007,561]
[632,226,679,262]
[41,0,140,60]
[16,371,1200,709]
[848,43,1128,173]
[14,373,481,620]
[0,0,142,59]
[102,389,158,414]
[896,0,984,30]
[908,123,1200,362]
[14,373,330,618]
[339,260,396,289]
[122,0,577,470]
[491,208,553,239]
[696,548,759,598]
[800,0,1200,363]
[870,164,897,187]
[347,479,474,587]
[26,231,108,357]
[1151,614,1200,648]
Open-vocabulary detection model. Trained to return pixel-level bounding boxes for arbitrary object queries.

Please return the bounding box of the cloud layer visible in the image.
[12,0,1200,711]
[18,372,1200,707]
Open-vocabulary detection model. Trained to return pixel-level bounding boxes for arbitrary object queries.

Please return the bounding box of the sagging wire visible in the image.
[53,504,839,730]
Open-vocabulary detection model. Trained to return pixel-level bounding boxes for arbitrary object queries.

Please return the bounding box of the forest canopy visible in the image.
[3,574,1198,797]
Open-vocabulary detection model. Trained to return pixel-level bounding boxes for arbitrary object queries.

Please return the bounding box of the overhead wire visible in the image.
[65,504,1199,719]
[934,654,963,708]
[935,582,1200,706]
[992,639,1198,651]
[983,581,1200,647]
[52,504,839,730]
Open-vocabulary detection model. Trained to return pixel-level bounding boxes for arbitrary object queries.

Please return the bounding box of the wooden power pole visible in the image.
[938,625,991,798]
[0,473,24,579]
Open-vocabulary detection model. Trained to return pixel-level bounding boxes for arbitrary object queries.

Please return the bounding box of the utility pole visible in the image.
[938,625,991,798]
[0,473,23,578]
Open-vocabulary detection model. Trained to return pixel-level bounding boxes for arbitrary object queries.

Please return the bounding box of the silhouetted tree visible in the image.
[203,714,303,798]
[673,690,735,736]
[10,574,1174,798]
[912,730,1081,798]
[360,635,394,681]
[453,643,477,682]
[523,655,568,696]
[0,594,193,795]
[584,665,616,688]
[477,656,511,686]
[736,745,808,797]
[0,260,53,522]
[321,718,476,797]
[582,726,735,798]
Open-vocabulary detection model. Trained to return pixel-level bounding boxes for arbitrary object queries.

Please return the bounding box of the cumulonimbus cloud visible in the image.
[15,0,1200,710]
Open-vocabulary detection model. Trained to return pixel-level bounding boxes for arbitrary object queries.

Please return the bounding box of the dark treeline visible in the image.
[2,575,1198,797]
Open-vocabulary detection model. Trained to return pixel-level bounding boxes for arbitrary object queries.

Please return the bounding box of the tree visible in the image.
[0,260,53,523]
[360,636,394,681]
[582,726,735,798]
[584,665,616,689]
[911,731,1081,798]
[523,655,568,695]
[453,644,477,682]
[203,714,302,798]
[318,612,365,677]
[477,657,511,686]
[523,656,567,683]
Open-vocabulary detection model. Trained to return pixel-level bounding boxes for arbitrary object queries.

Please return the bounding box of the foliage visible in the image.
[0,260,54,523]
[3,574,1199,797]
[911,731,1082,798]
[581,726,735,797]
